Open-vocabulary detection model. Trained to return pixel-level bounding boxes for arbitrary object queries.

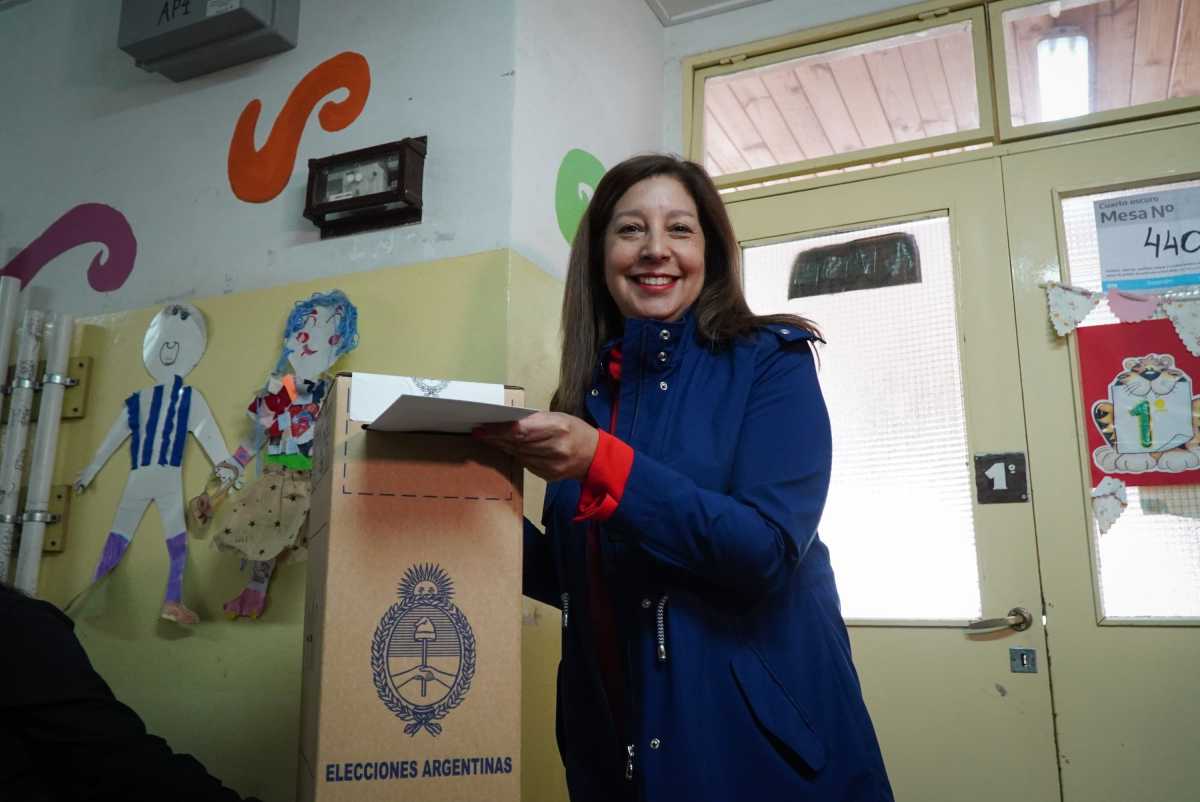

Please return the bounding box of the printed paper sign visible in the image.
[1095,186,1200,290]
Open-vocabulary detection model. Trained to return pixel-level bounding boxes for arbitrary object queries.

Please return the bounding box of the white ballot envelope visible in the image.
[346,372,536,433]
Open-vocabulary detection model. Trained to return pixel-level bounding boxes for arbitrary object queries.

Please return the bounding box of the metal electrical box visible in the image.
[118,0,298,82]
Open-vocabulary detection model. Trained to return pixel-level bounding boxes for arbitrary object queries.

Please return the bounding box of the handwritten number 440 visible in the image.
[1143,226,1200,259]
[158,0,191,25]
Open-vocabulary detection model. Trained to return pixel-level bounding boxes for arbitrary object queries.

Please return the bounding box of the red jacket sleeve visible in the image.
[574,429,634,522]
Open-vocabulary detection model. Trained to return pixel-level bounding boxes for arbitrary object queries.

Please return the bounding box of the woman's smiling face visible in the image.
[603,175,705,323]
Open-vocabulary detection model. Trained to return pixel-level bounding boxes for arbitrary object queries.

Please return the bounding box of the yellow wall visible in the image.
[40,250,566,801]
[507,252,570,802]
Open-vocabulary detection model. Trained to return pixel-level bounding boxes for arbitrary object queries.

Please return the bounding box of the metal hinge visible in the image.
[917,7,951,19]
[719,53,747,65]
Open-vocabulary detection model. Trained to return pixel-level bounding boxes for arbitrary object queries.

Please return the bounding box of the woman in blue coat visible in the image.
[477,154,893,801]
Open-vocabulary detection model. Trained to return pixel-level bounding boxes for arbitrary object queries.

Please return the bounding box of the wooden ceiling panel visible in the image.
[900,40,959,136]
[1169,0,1200,98]
[758,68,836,161]
[830,55,896,148]
[1002,16,1027,124]
[1096,0,1139,112]
[703,110,752,175]
[793,62,864,153]
[728,75,807,165]
[1131,0,1183,105]
[705,81,777,169]
[864,48,927,142]
[936,31,981,129]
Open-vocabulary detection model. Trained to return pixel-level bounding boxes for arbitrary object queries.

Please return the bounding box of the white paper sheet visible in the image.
[368,394,536,433]
[348,373,507,423]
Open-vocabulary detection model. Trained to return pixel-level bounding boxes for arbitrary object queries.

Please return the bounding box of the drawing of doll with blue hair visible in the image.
[195,290,359,619]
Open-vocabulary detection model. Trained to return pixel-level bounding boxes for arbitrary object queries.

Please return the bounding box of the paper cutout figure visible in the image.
[1078,320,1200,488]
[1162,298,1200,357]
[1091,476,1128,534]
[201,290,359,620]
[1046,281,1101,336]
[75,304,237,625]
[1106,288,1162,323]
[1090,352,1200,475]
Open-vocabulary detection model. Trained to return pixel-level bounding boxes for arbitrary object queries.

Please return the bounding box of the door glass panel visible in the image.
[1062,177,1200,618]
[743,215,981,620]
[1000,0,1200,128]
[704,20,982,178]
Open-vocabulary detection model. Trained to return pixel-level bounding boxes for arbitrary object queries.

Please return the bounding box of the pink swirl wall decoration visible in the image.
[1,203,137,293]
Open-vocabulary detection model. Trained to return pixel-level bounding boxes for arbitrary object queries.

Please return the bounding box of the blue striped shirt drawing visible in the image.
[124,376,194,469]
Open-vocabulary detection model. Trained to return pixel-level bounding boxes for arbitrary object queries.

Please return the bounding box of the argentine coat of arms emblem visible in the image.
[371,563,476,736]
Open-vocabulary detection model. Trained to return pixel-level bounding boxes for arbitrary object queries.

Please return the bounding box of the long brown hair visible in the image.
[551,153,818,416]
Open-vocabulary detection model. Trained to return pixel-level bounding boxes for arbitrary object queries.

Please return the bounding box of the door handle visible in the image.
[966,607,1032,632]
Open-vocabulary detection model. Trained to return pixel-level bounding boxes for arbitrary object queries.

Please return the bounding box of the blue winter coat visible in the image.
[524,311,894,801]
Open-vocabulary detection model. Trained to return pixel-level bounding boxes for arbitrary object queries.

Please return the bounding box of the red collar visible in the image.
[607,346,622,382]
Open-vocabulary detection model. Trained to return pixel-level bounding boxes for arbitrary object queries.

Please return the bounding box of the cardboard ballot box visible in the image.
[298,373,524,802]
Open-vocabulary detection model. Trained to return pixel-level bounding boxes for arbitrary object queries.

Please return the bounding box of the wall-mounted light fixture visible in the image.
[1037,26,1091,123]
[303,137,426,239]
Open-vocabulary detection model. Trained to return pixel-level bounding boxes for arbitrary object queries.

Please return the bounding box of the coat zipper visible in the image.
[655,594,669,663]
[561,592,569,629]
[625,743,635,780]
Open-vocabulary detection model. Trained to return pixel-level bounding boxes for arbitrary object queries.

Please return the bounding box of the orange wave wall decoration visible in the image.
[228,51,371,203]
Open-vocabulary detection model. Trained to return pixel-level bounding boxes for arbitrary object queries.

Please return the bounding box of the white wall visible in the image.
[0,0,517,316]
[0,0,924,313]
[662,0,913,153]
[511,0,664,278]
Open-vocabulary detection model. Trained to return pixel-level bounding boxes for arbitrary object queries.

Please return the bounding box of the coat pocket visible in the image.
[730,650,827,772]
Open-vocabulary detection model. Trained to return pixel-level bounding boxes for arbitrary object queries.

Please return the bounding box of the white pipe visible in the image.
[0,278,21,391]
[15,313,73,594]
[0,309,45,584]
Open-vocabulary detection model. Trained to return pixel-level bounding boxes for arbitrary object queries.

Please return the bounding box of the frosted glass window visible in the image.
[743,215,981,620]
[1062,178,1200,619]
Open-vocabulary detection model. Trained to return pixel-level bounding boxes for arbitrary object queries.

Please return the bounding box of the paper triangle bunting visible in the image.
[1091,476,1128,535]
[1162,297,1200,357]
[1046,282,1101,336]
[1106,288,1162,323]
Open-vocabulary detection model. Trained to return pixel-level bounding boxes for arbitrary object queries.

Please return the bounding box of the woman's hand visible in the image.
[474,412,599,482]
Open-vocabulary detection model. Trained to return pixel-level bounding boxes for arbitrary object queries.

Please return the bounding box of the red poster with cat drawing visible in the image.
[1077,318,1200,487]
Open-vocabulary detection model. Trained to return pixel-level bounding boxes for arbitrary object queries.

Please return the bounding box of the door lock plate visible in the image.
[1010,647,1037,673]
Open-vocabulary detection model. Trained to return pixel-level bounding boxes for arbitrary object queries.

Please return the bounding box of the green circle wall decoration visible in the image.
[555,149,606,245]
